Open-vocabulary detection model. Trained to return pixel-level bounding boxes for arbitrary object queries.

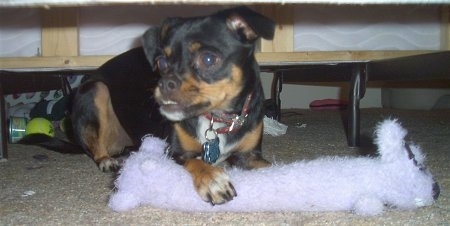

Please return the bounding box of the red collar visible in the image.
[203,93,252,134]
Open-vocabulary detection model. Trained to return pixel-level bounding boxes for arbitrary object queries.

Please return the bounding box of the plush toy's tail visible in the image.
[374,119,409,162]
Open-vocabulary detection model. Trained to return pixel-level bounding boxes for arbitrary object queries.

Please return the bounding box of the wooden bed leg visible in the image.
[348,64,367,147]
[271,71,283,121]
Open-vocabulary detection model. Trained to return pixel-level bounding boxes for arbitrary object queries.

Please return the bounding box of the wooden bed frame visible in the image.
[0,3,448,70]
[1,1,449,158]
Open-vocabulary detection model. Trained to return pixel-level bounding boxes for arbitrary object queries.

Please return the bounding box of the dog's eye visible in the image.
[200,52,218,67]
[156,56,168,71]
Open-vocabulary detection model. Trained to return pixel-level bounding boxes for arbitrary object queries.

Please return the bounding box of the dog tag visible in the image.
[202,137,220,164]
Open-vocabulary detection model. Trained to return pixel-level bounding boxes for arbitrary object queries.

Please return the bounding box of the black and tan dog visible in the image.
[72,6,275,205]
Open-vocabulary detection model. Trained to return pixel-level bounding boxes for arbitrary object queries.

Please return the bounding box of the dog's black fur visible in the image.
[22,7,275,205]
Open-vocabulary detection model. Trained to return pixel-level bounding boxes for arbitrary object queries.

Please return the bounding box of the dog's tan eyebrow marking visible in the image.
[164,47,172,57]
[189,42,202,53]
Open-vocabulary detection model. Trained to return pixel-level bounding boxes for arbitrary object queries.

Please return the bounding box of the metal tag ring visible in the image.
[204,128,218,141]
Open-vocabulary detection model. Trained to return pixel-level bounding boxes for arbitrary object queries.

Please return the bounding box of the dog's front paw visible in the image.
[186,159,237,205]
[196,167,237,205]
[98,157,120,172]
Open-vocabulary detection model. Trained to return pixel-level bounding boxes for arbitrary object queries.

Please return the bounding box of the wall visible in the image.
[273,5,445,109]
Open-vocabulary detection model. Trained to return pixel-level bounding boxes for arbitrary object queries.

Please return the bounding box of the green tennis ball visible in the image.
[25,117,55,137]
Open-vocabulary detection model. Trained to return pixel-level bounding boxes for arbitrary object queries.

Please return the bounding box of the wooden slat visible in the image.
[255,50,437,66]
[0,56,113,71]
[0,51,437,71]
[41,8,79,57]
[259,5,294,52]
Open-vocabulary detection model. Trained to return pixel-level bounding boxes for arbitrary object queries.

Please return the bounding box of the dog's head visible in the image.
[142,7,275,121]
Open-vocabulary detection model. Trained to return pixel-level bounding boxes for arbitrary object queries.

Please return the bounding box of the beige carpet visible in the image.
[1,108,449,225]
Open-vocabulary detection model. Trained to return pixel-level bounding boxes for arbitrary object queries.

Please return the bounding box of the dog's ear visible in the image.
[142,26,161,69]
[219,6,275,42]
[142,18,185,69]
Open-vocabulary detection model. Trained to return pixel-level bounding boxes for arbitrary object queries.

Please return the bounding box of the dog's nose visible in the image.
[159,78,180,94]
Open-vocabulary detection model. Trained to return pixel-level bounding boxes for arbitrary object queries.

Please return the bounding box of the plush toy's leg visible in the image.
[353,196,384,216]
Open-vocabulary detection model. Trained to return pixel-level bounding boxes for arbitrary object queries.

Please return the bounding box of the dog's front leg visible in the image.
[184,159,237,205]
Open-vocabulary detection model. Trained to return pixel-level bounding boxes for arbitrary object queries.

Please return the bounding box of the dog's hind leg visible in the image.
[73,81,133,172]
[92,82,134,171]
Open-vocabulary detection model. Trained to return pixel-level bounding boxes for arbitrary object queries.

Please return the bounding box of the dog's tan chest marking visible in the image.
[233,122,270,169]
[174,123,202,152]
[233,121,263,152]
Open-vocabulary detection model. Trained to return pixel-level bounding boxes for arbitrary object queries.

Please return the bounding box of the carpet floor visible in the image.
[1,108,449,225]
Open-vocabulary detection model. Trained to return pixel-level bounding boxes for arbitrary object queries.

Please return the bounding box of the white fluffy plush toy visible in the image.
[109,119,439,216]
